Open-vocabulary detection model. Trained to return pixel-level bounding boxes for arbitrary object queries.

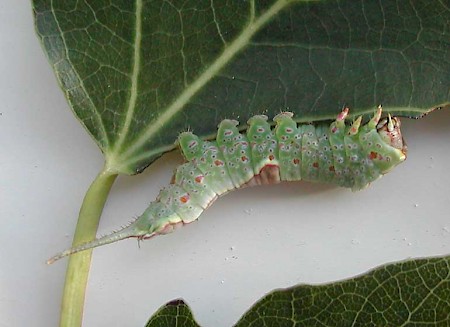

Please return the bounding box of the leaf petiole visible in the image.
[58,167,117,327]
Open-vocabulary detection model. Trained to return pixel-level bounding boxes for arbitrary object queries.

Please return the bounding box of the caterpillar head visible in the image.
[377,115,407,157]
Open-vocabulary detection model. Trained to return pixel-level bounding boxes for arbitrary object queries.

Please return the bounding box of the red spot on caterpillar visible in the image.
[269,154,275,161]
[313,162,319,168]
[241,156,248,162]
[329,166,335,172]
[224,130,233,136]
[214,160,224,166]
[195,175,204,183]
[369,151,378,160]
[188,141,197,148]
[293,158,300,165]
[180,195,189,203]
[331,127,338,133]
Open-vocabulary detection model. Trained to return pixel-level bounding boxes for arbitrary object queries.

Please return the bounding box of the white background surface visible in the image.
[1,2,449,327]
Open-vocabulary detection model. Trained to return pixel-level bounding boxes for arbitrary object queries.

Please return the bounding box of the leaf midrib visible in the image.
[113,0,143,154]
[108,0,298,172]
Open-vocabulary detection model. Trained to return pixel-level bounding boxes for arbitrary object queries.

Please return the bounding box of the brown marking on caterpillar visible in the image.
[180,195,189,203]
[243,164,281,187]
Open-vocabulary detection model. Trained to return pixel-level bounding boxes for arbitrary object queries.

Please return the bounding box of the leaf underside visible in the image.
[33,0,449,174]
[145,255,450,327]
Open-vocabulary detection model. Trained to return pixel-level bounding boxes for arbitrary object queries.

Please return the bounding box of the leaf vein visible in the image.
[116,0,295,165]
[50,0,110,148]
[210,0,227,45]
[113,0,143,153]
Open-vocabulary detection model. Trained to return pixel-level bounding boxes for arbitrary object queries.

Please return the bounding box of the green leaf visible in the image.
[237,255,450,326]
[33,0,449,174]
[146,255,450,326]
[145,300,201,327]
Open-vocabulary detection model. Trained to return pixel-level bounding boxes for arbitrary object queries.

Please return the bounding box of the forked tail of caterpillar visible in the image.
[47,106,407,264]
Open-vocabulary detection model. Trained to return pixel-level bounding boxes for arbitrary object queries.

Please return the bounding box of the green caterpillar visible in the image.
[48,106,407,264]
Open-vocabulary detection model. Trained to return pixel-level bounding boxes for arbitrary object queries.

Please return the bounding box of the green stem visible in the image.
[59,167,118,327]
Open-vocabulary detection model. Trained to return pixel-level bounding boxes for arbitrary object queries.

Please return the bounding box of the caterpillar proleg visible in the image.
[47,106,407,264]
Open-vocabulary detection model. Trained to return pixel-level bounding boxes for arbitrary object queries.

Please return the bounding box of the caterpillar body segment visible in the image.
[315,124,335,184]
[174,162,217,210]
[329,109,353,188]
[274,112,302,181]
[300,124,320,183]
[178,135,235,195]
[247,115,280,176]
[47,107,407,264]
[216,119,254,188]
[157,184,203,224]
